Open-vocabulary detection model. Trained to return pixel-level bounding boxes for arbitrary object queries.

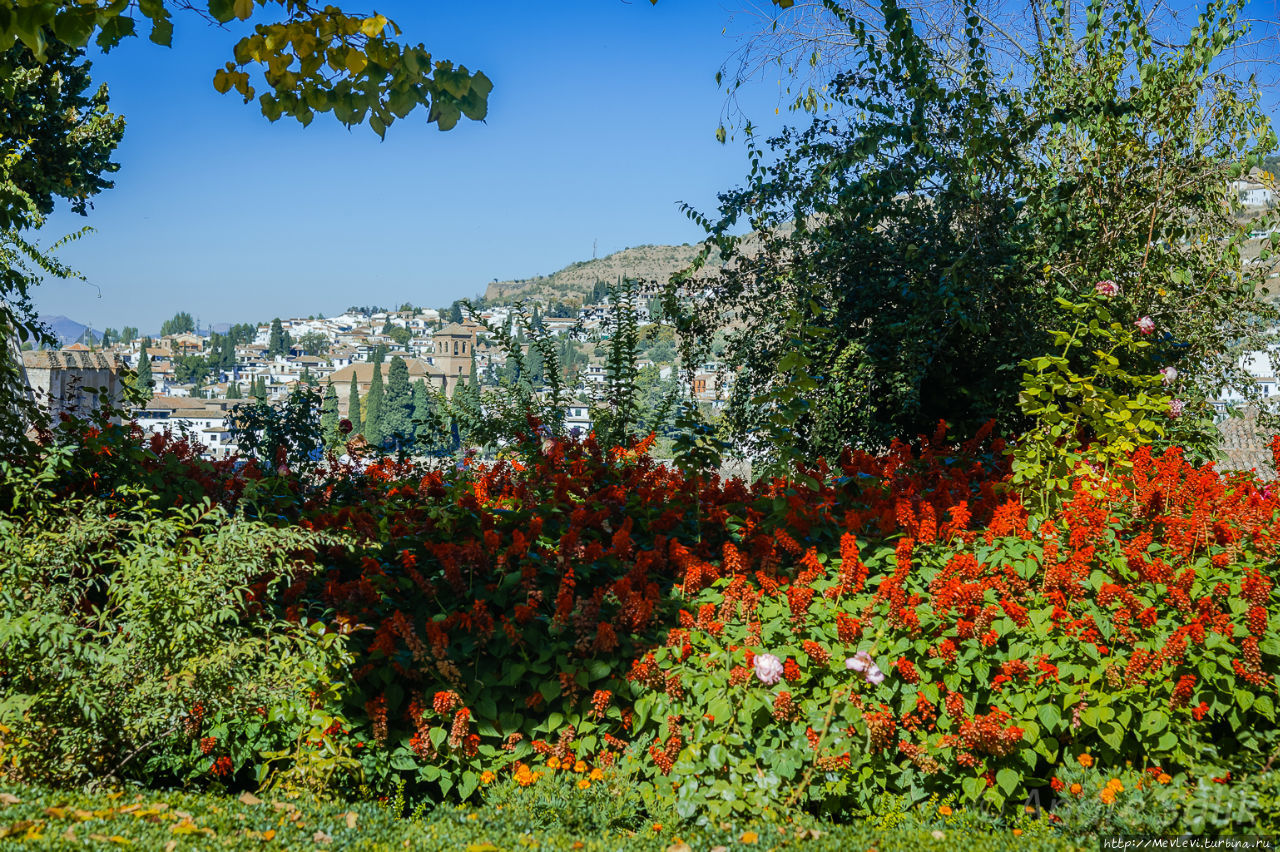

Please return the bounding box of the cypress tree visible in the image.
[253,376,267,403]
[411,378,433,441]
[364,363,386,446]
[347,374,362,430]
[382,356,414,447]
[268,318,285,357]
[226,381,242,400]
[321,382,340,447]
[136,338,153,390]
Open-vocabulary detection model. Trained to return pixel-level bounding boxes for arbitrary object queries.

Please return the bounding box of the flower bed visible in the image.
[3,419,1278,828]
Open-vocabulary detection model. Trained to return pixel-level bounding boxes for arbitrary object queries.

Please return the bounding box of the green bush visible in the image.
[0,495,351,790]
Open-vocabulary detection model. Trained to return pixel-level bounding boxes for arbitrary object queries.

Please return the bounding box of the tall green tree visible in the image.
[320,381,340,448]
[382,356,415,447]
[363,363,386,445]
[120,326,138,345]
[411,378,434,441]
[267,318,286,357]
[226,381,242,400]
[135,340,153,391]
[252,376,267,403]
[347,374,362,432]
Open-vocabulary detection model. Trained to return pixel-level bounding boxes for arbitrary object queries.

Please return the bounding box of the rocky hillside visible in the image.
[483,243,710,304]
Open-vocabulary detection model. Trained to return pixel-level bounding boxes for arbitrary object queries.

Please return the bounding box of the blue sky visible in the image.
[30,0,1280,334]
[34,2,794,333]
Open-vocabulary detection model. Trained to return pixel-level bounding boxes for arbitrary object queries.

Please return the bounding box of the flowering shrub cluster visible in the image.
[5,416,1278,823]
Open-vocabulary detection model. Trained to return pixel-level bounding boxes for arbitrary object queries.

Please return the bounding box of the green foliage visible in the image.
[591,278,643,447]
[382,355,414,449]
[363,362,385,446]
[686,0,1278,461]
[346,374,361,435]
[298,329,330,356]
[1022,0,1279,422]
[230,382,325,473]
[0,41,122,232]
[0,496,349,789]
[320,381,340,447]
[685,0,1041,461]
[267,318,287,358]
[159,311,195,338]
[0,1,492,136]
[134,339,153,391]
[0,781,1092,850]
[1012,288,1177,511]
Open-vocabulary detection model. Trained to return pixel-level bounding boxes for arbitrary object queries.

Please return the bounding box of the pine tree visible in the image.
[364,363,386,446]
[347,374,362,431]
[136,338,153,390]
[268,318,286,357]
[321,382,340,447]
[382,356,414,447]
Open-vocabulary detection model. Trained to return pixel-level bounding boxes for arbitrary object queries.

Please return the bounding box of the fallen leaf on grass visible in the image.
[239,792,263,806]
[0,793,21,805]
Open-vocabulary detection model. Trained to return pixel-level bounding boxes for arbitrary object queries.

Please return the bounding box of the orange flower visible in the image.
[574,760,588,773]
[740,832,759,844]
[546,757,560,770]
[938,805,953,816]
[480,771,496,785]
[1105,779,1124,793]
[1158,773,1172,784]
[577,779,590,790]
[1099,788,1116,804]
[1069,783,1082,795]
[1013,829,1023,836]
[589,768,604,781]
[1077,753,1093,768]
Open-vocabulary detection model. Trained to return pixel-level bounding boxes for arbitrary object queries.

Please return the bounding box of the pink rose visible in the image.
[1135,317,1155,335]
[1095,280,1119,297]
[1159,366,1177,385]
[754,653,784,685]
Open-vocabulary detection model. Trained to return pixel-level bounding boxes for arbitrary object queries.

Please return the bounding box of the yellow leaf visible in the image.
[345,50,368,75]
[170,819,199,835]
[262,829,276,840]
[233,0,254,20]
[344,812,357,829]
[359,15,387,37]
[238,792,262,806]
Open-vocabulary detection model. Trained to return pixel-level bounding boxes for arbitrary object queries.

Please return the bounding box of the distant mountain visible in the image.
[41,315,102,346]
[483,243,710,305]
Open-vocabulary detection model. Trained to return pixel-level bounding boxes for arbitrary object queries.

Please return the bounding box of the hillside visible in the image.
[483,243,710,304]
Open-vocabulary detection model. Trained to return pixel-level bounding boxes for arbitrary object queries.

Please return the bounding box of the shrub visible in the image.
[0,494,350,790]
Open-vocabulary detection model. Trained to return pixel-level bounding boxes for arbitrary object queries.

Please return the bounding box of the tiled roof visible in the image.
[1218,408,1276,476]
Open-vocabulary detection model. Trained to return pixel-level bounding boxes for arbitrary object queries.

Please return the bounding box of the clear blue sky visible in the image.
[30,1,1280,335]
[34,1,793,334]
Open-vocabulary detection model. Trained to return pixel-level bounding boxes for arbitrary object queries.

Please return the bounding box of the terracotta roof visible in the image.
[1218,408,1276,476]
[436,322,480,337]
[62,342,91,351]
[22,350,119,370]
[327,358,444,386]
